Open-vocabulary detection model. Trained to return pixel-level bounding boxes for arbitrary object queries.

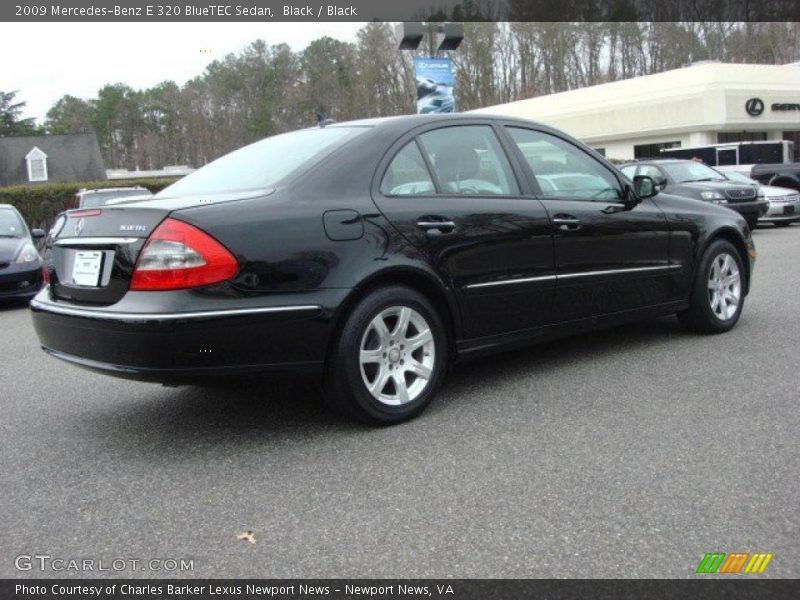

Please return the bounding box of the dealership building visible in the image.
[475,61,800,162]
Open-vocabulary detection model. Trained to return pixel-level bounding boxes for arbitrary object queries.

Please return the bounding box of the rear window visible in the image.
[155,126,366,199]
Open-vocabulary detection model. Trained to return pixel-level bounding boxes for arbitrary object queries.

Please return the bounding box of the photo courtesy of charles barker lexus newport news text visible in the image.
[0,1,798,599]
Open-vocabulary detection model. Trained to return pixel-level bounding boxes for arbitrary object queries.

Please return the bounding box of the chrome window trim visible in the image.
[30,299,321,321]
[54,237,140,246]
[465,264,680,290]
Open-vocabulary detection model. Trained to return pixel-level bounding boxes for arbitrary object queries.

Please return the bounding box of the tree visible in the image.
[0,90,39,137]
[44,95,95,134]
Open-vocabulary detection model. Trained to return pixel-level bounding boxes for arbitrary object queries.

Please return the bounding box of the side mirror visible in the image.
[31,229,46,239]
[633,175,658,199]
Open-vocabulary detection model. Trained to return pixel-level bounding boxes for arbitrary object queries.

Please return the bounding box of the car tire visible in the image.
[325,285,448,425]
[678,239,746,334]
[746,218,759,230]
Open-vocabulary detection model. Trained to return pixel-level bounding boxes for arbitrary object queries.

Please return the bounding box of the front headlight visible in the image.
[15,242,40,264]
[701,191,727,204]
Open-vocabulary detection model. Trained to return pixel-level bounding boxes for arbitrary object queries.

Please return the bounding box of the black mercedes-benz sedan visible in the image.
[620,159,768,229]
[32,115,755,424]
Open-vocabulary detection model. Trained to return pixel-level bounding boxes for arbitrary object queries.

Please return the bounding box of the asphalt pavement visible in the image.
[1,227,798,579]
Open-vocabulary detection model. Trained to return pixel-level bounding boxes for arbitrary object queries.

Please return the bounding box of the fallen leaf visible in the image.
[236,531,256,544]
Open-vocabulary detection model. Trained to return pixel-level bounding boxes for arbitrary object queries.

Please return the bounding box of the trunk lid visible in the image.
[47,206,170,305]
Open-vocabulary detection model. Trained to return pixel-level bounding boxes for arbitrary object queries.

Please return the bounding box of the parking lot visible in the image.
[1,226,798,579]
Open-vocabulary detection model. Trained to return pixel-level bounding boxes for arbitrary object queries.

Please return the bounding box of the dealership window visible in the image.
[633,141,680,160]
[380,141,435,196]
[718,132,767,143]
[25,147,48,182]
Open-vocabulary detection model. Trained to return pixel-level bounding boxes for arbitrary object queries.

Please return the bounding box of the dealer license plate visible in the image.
[72,251,104,286]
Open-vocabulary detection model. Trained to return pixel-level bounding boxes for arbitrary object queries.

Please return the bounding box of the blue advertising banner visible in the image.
[414,57,455,114]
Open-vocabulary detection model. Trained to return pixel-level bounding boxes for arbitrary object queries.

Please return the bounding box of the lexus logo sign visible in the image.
[745,98,765,117]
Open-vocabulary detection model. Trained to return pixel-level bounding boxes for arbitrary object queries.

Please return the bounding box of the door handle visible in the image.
[417,218,457,234]
[552,214,582,231]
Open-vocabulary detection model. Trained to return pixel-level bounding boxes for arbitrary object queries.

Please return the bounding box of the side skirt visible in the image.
[454,300,689,361]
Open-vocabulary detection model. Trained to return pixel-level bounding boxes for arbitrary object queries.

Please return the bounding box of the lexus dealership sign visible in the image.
[747,97,800,116]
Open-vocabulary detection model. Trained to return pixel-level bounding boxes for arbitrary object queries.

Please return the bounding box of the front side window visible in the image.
[508,127,622,201]
[418,126,519,196]
[380,142,435,196]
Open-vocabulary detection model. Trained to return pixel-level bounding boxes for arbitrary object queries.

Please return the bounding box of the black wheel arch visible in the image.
[698,226,751,294]
[325,266,461,368]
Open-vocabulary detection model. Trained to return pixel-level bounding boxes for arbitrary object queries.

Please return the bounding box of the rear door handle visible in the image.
[417,218,457,234]
[552,214,582,231]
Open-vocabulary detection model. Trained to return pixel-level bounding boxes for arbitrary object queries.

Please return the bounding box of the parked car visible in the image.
[620,159,768,229]
[0,204,45,301]
[718,169,800,227]
[750,162,800,192]
[73,187,153,209]
[32,115,755,424]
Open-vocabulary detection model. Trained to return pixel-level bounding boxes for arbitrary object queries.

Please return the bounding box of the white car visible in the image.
[717,168,799,227]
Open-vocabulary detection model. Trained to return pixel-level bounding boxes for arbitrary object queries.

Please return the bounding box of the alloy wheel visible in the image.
[707,252,741,321]
[359,306,436,406]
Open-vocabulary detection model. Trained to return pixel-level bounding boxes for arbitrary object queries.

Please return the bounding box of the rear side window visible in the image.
[155,126,366,199]
[380,142,435,196]
[508,127,621,201]
[419,126,519,196]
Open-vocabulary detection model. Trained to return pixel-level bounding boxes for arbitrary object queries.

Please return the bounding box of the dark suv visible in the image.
[621,159,768,229]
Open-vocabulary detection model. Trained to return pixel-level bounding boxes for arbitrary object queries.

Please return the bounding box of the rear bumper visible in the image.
[0,263,43,300]
[30,289,342,382]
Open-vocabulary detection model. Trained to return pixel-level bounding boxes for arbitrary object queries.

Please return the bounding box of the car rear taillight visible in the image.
[130,218,238,291]
[42,264,50,284]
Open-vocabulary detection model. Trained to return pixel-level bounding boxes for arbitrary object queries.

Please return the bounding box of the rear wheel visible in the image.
[325,285,448,425]
[678,239,745,334]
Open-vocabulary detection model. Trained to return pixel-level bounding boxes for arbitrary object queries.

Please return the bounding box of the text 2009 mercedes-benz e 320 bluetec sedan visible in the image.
[32,115,755,424]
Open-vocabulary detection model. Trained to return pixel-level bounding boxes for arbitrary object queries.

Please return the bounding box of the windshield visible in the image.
[155,126,366,199]
[0,209,25,238]
[661,162,727,183]
[81,189,148,208]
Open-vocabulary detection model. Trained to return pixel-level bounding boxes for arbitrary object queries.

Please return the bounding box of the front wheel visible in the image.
[325,285,448,425]
[678,239,745,334]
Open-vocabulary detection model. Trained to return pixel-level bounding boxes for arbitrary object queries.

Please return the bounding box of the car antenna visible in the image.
[315,112,336,128]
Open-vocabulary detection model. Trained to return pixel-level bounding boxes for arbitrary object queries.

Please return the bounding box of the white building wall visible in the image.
[472,62,800,161]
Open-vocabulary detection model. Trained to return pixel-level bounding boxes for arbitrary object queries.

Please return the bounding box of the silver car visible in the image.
[719,169,799,227]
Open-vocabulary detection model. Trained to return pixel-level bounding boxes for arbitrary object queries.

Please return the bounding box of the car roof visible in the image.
[327,113,556,131]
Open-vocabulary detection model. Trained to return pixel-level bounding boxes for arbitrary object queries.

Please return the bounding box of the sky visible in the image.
[0,22,364,123]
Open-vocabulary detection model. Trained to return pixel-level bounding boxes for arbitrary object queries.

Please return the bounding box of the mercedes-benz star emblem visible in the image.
[74,218,85,236]
[745,97,765,117]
